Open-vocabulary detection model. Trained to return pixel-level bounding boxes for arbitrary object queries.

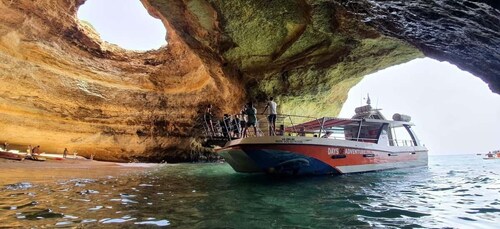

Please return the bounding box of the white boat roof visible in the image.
[285,117,413,132]
[285,102,414,132]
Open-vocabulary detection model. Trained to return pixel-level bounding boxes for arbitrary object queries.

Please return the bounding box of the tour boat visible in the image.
[218,103,428,175]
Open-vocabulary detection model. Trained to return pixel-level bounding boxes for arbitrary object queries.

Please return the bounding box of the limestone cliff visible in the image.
[0,0,497,162]
[0,0,243,162]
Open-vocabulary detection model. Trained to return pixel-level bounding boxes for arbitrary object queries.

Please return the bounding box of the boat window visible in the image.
[390,125,416,146]
[343,125,359,140]
[378,124,390,146]
[343,122,383,143]
[359,122,383,143]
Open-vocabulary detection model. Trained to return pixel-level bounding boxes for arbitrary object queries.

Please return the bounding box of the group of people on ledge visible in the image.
[204,97,279,139]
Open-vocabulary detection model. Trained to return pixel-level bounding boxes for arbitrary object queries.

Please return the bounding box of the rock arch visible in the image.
[0,0,497,161]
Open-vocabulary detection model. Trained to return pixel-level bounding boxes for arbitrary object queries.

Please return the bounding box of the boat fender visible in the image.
[392,113,411,122]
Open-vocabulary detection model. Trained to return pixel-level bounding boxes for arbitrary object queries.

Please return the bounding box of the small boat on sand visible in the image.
[484,150,500,160]
[0,148,48,161]
[218,102,428,175]
[27,155,47,161]
[0,149,25,161]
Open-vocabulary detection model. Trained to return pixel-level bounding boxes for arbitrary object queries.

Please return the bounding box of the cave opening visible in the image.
[77,0,167,51]
[340,58,500,155]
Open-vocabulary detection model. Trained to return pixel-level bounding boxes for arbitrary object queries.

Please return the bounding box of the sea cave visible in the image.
[0,0,498,162]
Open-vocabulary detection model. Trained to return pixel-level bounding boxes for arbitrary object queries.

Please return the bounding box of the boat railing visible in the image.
[389,139,416,147]
[257,113,321,136]
[346,137,378,143]
[199,113,320,141]
[200,113,417,146]
[255,114,418,146]
[199,114,377,142]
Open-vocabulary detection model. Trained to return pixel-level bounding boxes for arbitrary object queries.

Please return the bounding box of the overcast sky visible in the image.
[339,58,500,155]
[78,0,500,155]
[77,0,167,50]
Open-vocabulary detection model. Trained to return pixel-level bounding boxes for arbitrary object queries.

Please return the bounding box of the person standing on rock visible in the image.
[262,97,278,136]
[3,142,8,151]
[63,148,68,158]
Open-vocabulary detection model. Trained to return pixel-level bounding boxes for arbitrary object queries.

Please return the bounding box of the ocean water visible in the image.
[0,154,499,228]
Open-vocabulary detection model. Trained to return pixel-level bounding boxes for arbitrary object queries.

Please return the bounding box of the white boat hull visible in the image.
[218,136,428,175]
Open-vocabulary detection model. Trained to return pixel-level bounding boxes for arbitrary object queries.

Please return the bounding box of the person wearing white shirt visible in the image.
[262,97,278,136]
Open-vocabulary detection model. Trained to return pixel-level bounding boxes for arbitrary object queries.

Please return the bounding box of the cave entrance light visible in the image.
[77,0,167,51]
[339,58,500,155]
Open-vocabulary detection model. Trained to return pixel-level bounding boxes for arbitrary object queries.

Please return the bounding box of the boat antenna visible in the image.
[366,93,371,105]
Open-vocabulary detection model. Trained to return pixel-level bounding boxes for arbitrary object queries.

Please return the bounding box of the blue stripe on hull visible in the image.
[242,149,339,175]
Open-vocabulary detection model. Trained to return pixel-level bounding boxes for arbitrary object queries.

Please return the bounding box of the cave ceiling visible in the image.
[342,0,500,92]
[0,0,498,161]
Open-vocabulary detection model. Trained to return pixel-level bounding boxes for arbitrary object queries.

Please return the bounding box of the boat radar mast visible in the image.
[352,93,385,119]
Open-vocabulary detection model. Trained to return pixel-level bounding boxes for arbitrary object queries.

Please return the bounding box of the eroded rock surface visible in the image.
[342,0,500,92]
[0,0,497,161]
[0,0,243,161]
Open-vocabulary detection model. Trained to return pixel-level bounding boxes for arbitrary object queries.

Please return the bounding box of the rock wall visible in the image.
[341,0,500,92]
[0,0,497,161]
[148,0,422,117]
[0,0,243,162]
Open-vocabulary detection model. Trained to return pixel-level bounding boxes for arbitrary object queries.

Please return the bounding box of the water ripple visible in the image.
[3,182,33,190]
[0,155,498,228]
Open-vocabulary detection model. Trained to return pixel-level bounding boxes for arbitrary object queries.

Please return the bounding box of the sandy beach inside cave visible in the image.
[0,158,162,186]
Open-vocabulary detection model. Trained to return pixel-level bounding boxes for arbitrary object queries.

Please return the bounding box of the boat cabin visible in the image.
[284,105,421,147]
[285,117,419,146]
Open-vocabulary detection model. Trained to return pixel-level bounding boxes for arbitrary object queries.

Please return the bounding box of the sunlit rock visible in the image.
[0,0,497,161]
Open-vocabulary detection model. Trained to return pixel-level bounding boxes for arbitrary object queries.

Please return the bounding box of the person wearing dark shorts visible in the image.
[243,102,257,137]
[267,114,276,123]
[239,114,246,138]
[262,97,278,136]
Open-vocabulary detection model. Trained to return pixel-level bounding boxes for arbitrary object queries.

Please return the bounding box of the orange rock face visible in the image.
[0,0,243,161]
[7,0,493,162]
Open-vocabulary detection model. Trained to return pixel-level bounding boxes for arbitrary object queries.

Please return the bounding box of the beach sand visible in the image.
[0,158,161,186]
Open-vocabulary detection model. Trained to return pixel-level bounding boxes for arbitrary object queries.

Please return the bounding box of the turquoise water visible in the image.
[1,155,499,228]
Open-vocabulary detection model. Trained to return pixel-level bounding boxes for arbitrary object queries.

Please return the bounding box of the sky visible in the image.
[77,0,167,51]
[339,58,500,155]
[78,0,500,155]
